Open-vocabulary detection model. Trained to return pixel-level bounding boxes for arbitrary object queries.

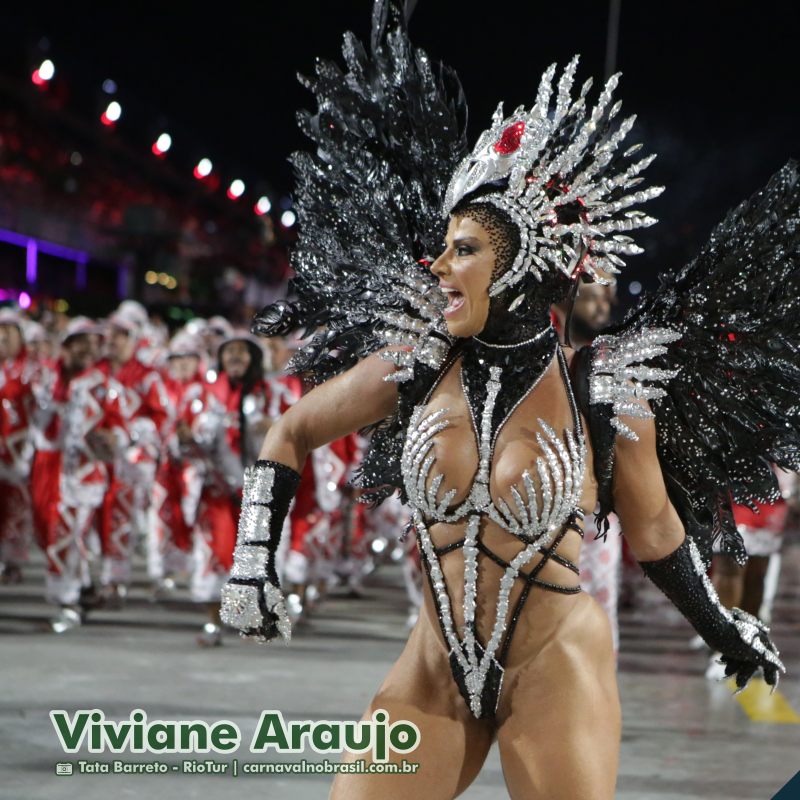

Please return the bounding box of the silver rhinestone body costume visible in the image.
[402,344,586,718]
[246,0,795,703]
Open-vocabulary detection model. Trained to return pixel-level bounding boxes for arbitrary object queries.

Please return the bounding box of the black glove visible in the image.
[639,534,785,693]
[220,459,301,643]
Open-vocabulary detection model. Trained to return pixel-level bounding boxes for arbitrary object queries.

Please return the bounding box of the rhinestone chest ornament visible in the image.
[401,355,586,718]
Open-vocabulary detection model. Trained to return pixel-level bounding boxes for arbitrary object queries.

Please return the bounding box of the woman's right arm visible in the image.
[220,349,401,642]
[258,348,401,470]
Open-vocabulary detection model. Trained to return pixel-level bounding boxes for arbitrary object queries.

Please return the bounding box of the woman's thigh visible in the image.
[496,598,621,800]
[330,622,495,800]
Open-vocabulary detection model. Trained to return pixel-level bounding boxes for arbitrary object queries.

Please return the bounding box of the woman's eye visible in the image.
[456,246,473,257]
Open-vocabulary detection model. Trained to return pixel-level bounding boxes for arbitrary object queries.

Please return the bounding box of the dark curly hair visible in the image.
[450,187,573,341]
[451,197,520,282]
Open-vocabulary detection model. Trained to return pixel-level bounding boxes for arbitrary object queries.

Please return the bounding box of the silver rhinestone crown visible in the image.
[443,55,664,296]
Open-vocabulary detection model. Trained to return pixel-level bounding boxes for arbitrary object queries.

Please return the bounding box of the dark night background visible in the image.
[2,1,799,313]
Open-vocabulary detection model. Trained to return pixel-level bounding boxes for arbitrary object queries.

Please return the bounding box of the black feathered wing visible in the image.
[584,160,800,566]
[252,0,466,387]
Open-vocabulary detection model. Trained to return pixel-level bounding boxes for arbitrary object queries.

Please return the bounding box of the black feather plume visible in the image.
[252,0,467,385]
[617,161,800,564]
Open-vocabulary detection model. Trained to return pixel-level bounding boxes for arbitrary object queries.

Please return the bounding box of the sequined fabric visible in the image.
[460,328,559,446]
[221,460,301,643]
[598,161,800,565]
[639,535,784,692]
[249,2,466,498]
[251,3,465,384]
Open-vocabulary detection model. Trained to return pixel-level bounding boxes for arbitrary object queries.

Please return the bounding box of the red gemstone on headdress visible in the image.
[493,121,525,155]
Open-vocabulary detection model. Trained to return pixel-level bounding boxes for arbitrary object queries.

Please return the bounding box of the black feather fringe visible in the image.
[251,0,467,385]
[613,160,800,565]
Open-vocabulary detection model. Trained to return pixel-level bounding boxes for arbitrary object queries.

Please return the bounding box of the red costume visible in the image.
[284,433,364,588]
[96,355,169,586]
[187,370,280,602]
[150,367,206,583]
[30,362,127,605]
[0,347,37,572]
[727,467,794,557]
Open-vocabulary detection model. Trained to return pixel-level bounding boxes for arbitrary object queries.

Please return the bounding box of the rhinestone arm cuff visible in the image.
[639,535,785,693]
[220,459,301,643]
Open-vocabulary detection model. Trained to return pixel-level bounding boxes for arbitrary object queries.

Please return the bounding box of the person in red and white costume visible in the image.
[283,433,364,621]
[322,435,369,595]
[29,317,128,632]
[553,279,625,657]
[705,466,798,678]
[202,316,235,381]
[362,490,417,625]
[0,309,37,584]
[96,307,170,605]
[116,299,166,367]
[265,335,400,617]
[260,335,345,623]
[179,331,279,645]
[149,331,206,596]
[22,320,56,367]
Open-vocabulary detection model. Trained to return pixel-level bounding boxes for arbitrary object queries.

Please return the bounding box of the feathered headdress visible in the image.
[444,56,664,297]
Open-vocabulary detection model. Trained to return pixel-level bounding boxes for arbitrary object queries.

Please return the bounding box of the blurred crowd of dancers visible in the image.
[0,287,795,673]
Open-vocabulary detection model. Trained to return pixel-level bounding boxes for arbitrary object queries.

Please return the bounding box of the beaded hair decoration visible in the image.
[443,55,664,297]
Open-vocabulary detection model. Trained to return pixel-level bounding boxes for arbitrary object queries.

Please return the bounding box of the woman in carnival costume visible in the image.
[220,2,793,796]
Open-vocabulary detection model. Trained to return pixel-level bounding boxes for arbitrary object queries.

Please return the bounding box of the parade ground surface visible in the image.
[2,546,799,800]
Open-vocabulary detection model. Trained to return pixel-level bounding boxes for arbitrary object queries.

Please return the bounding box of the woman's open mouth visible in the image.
[442,287,465,318]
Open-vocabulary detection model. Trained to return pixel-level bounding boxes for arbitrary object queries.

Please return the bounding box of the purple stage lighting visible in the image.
[26,239,38,284]
[0,228,94,291]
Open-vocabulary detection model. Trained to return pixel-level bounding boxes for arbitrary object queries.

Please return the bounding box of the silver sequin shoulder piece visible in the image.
[589,325,681,440]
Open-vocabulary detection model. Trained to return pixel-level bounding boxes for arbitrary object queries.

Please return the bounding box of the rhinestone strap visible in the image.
[473,323,553,349]
[410,362,584,718]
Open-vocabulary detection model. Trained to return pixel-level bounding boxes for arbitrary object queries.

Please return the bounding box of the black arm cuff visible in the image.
[639,534,735,653]
[252,459,302,546]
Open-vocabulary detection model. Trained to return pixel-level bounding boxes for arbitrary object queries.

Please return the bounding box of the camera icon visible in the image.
[55,763,73,776]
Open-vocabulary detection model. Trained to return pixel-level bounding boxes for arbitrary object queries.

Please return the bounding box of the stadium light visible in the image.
[31,59,55,86]
[152,132,172,156]
[101,100,122,127]
[194,158,213,179]
[227,179,245,200]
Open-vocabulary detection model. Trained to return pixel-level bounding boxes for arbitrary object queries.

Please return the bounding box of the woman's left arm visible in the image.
[611,397,785,692]
[609,397,684,560]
